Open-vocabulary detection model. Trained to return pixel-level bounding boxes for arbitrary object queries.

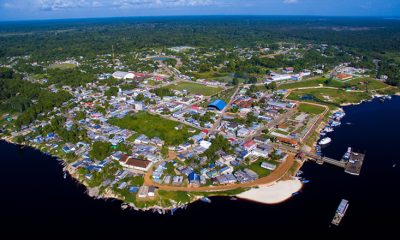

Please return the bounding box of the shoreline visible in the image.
[1,94,395,212]
[236,179,303,204]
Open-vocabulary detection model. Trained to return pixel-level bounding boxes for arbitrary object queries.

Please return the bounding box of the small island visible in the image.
[1,31,399,212]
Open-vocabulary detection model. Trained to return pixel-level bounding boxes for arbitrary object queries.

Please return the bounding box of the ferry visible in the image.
[319,137,332,145]
[331,199,349,226]
[200,197,212,204]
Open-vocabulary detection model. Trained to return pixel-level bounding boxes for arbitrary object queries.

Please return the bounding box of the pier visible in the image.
[275,144,365,175]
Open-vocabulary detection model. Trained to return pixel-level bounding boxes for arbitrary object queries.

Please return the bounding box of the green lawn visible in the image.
[346,78,389,90]
[278,78,344,89]
[166,82,222,96]
[48,63,77,70]
[248,159,273,178]
[298,103,325,114]
[288,88,371,106]
[108,111,197,146]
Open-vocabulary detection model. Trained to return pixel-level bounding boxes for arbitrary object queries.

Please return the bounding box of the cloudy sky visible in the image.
[0,0,399,21]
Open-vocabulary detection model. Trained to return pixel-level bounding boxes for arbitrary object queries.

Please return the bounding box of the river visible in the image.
[1,96,399,238]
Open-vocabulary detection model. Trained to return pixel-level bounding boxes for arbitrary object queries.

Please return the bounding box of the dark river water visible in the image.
[1,96,399,238]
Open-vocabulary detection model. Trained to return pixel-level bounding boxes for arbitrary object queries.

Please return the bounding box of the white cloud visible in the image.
[2,0,216,11]
[112,0,216,9]
[283,0,298,4]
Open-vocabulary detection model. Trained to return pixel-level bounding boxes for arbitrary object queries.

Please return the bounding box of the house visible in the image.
[283,67,294,74]
[138,186,149,198]
[277,137,298,147]
[188,172,200,185]
[200,140,212,149]
[237,128,250,138]
[261,162,277,171]
[243,140,257,151]
[148,186,155,197]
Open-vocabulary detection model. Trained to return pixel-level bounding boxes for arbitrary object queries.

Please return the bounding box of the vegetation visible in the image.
[0,69,72,128]
[166,82,222,96]
[298,103,325,114]
[288,88,372,106]
[89,141,112,160]
[108,111,197,146]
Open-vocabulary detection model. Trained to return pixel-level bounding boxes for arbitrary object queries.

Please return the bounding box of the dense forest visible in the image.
[0,16,399,86]
[1,16,400,61]
[0,68,72,128]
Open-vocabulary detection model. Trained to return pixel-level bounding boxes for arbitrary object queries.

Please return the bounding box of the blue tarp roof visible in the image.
[208,99,227,111]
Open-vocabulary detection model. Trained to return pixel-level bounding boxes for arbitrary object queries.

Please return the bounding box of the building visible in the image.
[112,71,135,80]
[138,186,149,198]
[335,73,353,81]
[261,162,277,171]
[243,140,257,151]
[148,186,155,197]
[208,99,227,111]
[119,155,152,171]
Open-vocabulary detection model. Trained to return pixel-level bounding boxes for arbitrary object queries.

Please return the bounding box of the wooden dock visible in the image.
[274,143,365,175]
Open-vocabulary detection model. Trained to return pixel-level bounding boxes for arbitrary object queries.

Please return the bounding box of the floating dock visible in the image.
[331,199,349,226]
[344,152,365,176]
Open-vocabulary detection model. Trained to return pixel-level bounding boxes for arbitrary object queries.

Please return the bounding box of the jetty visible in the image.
[276,144,365,176]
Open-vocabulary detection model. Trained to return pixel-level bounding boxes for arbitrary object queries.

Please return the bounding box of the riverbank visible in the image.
[236,179,303,204]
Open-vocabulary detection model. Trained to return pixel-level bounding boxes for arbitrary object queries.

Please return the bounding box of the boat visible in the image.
[331,199,349,226]
[157,209,163,214]
[301,179,310,184]
[380,98,385,103]
[63,171,67,179]
[296,170,303,177]
[292,191,300,196]
[393,164,396,168]
[200,197,212,204]
[345,122,352,125]
[170,208,177,216]
[324,127,334,133]
[385,95,392,100]
[319,137,332,145]
[320,132,326,136]
[121,204,129,210]
[230,197,238,201]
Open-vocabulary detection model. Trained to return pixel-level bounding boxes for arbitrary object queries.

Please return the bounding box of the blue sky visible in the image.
[0,0,399,21]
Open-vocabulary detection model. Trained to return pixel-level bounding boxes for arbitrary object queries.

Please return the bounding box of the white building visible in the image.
[112,71,135,80]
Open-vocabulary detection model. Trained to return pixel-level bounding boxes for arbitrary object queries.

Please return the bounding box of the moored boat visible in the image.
[319,137,332,145]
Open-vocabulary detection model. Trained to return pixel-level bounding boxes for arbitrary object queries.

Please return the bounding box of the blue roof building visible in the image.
[208,99,227,111]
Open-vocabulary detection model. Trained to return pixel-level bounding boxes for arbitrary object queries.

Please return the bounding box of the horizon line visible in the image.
[1,14,399,23]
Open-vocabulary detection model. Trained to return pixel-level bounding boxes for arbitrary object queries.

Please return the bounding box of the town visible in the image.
[0,42,396,210]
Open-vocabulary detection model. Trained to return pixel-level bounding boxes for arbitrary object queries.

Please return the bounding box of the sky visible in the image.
[0,0,399,21]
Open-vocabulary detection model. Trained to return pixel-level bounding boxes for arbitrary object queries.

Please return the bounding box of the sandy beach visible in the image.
[236,179,303,204]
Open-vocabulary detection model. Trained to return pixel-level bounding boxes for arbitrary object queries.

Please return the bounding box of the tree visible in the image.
[135,93,145,101]
[232,78,239,86]
[89,141,112,160]
[265,81,277,90]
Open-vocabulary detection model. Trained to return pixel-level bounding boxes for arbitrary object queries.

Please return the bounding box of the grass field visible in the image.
[278,78,342,89]
[166,82,222,96]
[48,63,77,70]
[279,77,390,91]
[288,88,371,106]
[247,159,273,178]
[345,78,389,90]
[108,111,198,146]
[298,103,325,114]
